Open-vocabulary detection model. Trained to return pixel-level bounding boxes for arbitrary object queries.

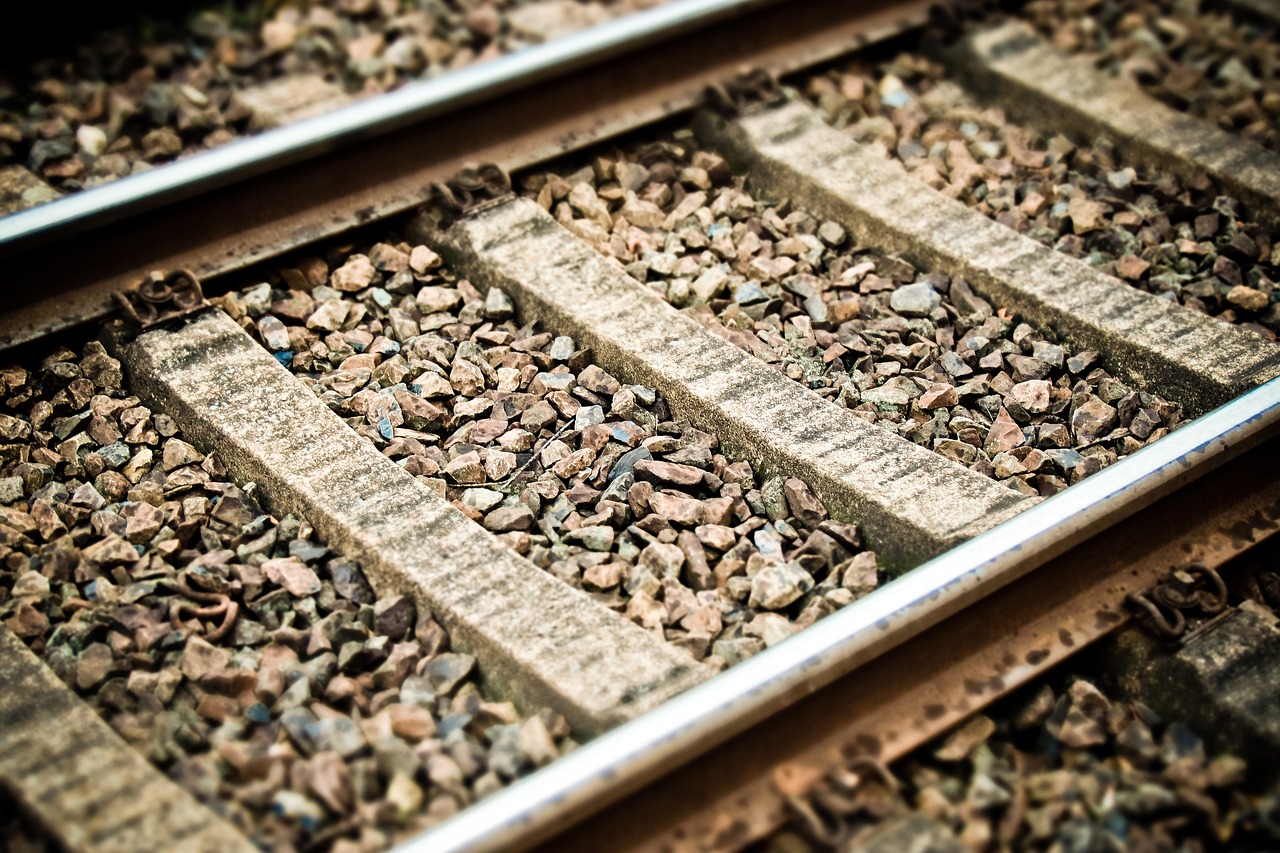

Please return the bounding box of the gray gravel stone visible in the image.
[0,476,23,504]
[309,717,367,758]
[749,561,815,610]
[423,653,476,696]
[888,282,941,316]
[483,505,534,532]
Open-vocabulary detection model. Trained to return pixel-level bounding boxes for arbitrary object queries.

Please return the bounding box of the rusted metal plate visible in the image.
[534,436,1280,852]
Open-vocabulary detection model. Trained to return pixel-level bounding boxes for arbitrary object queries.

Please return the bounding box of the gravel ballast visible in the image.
[517,131,1186,499]
[220,236,879,671]
[760,670,1280,852]
[801,50,1280,338]
[0,340,575,852]
[1024,0,1280,155]
[0,0,662,214]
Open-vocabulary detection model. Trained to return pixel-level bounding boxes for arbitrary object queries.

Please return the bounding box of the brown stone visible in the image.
[919,383,959,409]
[634,460,704,487]
[1072,397,1118,444]
[484,505,534,532]
[82,534,139,565]
[984,408,1026,456]
[331,255,376,292]
[1227,285,1270,313]
[647,492,705,526]
[264,557,322,597]
[181,636,231,682]
[782,478,828,529]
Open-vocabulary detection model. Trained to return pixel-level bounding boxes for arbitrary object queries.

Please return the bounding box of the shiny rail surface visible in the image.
[0,0,782,252]
[4,5,1279,852]
[396,376,1280,853]
[0,0,930,351]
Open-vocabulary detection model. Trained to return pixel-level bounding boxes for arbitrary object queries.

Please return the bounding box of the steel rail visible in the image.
[0,0,932,351]
[394,376,1280,853]
[554,435,1280,851]
[0,0,785,252]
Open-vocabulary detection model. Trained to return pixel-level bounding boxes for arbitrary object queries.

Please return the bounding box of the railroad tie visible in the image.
[694,99,1280,417]
[0,629,256,853]
[106,309,710,736]
[950,21,1280,227]
[409,198,1035,574]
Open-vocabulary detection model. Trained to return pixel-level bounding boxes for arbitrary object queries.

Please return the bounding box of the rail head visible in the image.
[0,0,787,256]
[393,375,1280,853]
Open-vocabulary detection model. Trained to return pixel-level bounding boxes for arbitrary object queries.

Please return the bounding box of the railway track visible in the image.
[3,1,1280,851]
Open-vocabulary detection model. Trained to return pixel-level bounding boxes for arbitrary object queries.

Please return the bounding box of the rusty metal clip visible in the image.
[115,269,209,330]
[428,162,514,225]
[170,570,239,643]
[1125,591,1186,638]
[705,68,786,117]
[1126,562,1229,640]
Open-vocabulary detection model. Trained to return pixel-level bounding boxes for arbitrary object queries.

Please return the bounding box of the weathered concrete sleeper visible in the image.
[108,310,709,736]
[412,198,1034,573]
[695,99,1280,416]
[0,629,255,853]
[950,21,1280,226]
